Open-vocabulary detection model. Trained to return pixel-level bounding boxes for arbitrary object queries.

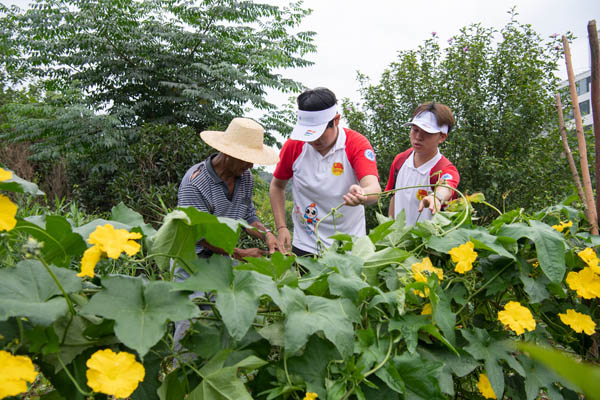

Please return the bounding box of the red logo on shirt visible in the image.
[332,162,344,176]
[416,189,428,200]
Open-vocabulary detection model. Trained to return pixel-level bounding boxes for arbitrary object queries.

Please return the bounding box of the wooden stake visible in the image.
[590,21,600,225]
[563,35,599,234]
[556,93,587,209]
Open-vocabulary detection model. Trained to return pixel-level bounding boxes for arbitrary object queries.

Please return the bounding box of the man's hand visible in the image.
[419,194,443,214]
[276,227,292,254]
[234,247,268,260]
[343,184,367,206]
[265,232,283,254]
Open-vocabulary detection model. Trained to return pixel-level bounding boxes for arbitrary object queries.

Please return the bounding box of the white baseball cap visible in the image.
[403,111,449,134]
[290,104,338,141]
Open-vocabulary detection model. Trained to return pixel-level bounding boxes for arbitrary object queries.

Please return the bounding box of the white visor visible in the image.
[403,111,448,134]
[290,104,338,141]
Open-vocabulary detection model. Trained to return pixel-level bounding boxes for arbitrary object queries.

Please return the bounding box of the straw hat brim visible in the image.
[200,130,280,165]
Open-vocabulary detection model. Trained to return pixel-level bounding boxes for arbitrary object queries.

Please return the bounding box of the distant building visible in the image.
[559,69,593,131]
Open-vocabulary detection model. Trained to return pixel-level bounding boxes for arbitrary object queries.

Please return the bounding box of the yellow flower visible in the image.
[498,301,536,335]
[86,349,145,398]
[0,194,18,232]
[559,309,597,335]
[89,224,142,258]
[421,303,432,315]
[411,257,443,297]
[449,241,478,274]
[477,373,497,399]
[566,267,600,299]
[78,224,142,278]
[532,261,539,268]
[303,393,318,400]
[578,248,600,274]
[0,168,12,181]
[552,220,572,232]
[0,350,38,399]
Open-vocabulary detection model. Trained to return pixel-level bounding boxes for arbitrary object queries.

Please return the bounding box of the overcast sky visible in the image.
[262,0,599,109]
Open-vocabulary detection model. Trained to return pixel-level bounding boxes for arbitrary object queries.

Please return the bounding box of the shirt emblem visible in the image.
[364,149,376,161]
[416,189,428,200]
[441,173,453,181]
[332,162,344,176]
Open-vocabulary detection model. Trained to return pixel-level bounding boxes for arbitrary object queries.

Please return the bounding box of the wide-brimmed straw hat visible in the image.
[200,118,279,165]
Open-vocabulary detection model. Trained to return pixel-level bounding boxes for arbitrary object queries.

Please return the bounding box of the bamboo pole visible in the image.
[590,21,600,228]
[555,93,587,209]
[563,35,599,234]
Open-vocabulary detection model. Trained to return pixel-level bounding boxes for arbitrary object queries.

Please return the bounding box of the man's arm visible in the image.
[269,177,291,253]
[246,220,282,254]
[418,186,455,214]
[343,175,381,206]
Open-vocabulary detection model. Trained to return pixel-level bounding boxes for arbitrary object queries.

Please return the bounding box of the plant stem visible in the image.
[57,354,93,396]
[456,262,514,316]
[37,256,76,316]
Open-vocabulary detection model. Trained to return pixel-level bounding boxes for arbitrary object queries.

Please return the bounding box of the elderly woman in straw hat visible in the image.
[177,117,283,260]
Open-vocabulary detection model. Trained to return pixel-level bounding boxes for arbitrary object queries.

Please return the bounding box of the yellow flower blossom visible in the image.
[0,350,38,399]
[421,303,432,315]
[498,301,536,335]
[552,220,573,232]
[86,349,145,398]
[477,373,497,399]
[532,261,539,268]
[578,248,600,274]
[0,194,18,232]
[566,267,600,299]
[303,392,318,400]
[411,257,443,297]
[559,309,597,335]
[78,224,142,278]
[0,168,12,181]
[449,241,478,274]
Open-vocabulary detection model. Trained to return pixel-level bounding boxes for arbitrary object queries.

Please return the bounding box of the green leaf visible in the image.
[517,354,565,400]
[392,352,445,399]
[325,252,369,303]
[157,371,186,400]
[497,221,566,282]
[173,255,280,341]
[462,328,525,398]
[25,325,59,355]
[236,252,297,286]
[0,169,44,194]
[427,227,516,260]
[82,275,200,357]
[147,210,199,272]
[16,216,87,267]
[389,314,434,354]
[288,335,341,399]
[517,342,597,399]
[111,202,157,237]
[0,260,82,325]
[279,286,359,358]
[419,346,479,396]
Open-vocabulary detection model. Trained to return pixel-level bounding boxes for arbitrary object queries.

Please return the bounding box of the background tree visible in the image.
[344,10,577,223]
[0,0,315,218]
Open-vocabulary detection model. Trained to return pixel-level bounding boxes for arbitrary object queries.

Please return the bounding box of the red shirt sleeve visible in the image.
[430,156,460,199]
[385,150,413,191]
[344,129,379,181]
[273,139,305,180]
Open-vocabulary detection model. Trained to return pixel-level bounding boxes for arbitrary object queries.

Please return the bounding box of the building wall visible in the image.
[559,70,593,131]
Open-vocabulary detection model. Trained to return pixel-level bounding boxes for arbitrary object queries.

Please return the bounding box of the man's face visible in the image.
[226,156,253,176]
[409,125,447,154]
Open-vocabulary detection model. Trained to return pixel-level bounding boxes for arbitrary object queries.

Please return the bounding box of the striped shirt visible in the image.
[178,154,258,254]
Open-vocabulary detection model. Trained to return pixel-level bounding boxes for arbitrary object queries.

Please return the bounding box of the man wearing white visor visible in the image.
[386,102,460,225]
[270,87,381,256]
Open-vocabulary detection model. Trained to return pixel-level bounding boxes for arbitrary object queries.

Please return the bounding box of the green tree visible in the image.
[344,10,573,222]
[0,0,315,216]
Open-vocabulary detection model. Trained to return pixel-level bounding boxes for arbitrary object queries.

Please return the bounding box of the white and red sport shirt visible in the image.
[274,127,379,253]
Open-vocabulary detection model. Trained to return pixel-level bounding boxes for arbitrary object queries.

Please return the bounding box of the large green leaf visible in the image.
[82,275,200,357]
[111,202,157,237]
[323,251,369,302]
[0,169,44,194]
[392,352,445,399]
[16,216,87,267]
[497,221,566,282]
[0,260,81,325]
[188,351,267,400]
[288,336,340,399]
[427,227,516,260]
[278,286,359,358]
[419,346,479,396]
[172,255,280,340]
[236,252,297,286]
[517,343,595,399]
[517,354,565,400]
[462,328,525,399]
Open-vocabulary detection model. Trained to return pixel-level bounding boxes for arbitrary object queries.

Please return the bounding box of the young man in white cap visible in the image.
[386,102,460,225]
[178,117,282,259]
[270,87,381,256]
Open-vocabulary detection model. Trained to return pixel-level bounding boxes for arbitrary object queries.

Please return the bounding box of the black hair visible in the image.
[297,87,338,128]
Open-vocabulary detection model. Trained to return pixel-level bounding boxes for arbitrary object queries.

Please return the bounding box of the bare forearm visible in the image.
[269,179,288,230]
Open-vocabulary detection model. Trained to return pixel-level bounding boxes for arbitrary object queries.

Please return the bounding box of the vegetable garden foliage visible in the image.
[0,0,313,215]
[2,169,600,399]
[343,11,576,224]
